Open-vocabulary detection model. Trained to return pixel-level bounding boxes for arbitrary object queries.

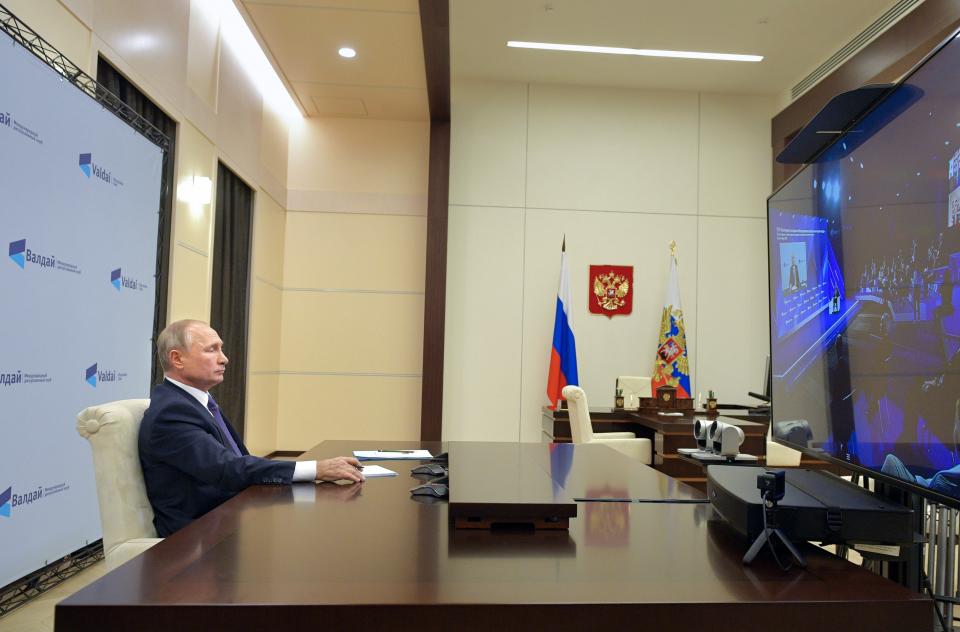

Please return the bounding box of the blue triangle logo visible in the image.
[86,363,97,388]
[79,153,92,178]
[0,487,10,518]
[8,239,25,269]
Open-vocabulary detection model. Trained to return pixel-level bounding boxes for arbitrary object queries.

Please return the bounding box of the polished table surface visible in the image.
[55,441,931,631]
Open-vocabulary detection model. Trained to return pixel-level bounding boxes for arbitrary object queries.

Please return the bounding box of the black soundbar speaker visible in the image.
[707,466,914,545]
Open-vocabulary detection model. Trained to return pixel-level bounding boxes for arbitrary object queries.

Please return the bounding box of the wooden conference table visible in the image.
[55,441,931,631]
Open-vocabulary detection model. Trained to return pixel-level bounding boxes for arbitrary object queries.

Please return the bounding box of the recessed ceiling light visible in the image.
[506,41,763,62]
[338,47,357,59]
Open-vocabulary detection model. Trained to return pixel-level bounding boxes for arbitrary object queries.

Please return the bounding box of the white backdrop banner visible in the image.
[0,34,162,587]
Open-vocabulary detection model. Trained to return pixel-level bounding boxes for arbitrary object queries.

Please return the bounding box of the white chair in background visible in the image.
[76,399,163,570]
[562,385,653,464]
[765,423,802,467]
[616,376,652,410]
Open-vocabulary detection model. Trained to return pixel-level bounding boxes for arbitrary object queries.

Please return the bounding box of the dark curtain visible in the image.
[210,162,254,439]
[96,56,176,387]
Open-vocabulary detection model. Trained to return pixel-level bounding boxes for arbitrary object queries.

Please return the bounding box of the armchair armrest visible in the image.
[593,438,653,465]
[595,431,636,440]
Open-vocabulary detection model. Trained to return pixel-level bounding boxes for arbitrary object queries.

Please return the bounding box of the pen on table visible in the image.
[379,449,416,453]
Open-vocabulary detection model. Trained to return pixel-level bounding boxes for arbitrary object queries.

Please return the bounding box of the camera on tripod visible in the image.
[743,469,806,568]
[757,470,785,504]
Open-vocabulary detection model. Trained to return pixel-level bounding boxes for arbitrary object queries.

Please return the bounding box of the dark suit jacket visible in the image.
[138,379,295,537]
[788,263,800,290]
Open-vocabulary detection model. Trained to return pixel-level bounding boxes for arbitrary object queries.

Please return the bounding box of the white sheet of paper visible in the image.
[358,464,398,478]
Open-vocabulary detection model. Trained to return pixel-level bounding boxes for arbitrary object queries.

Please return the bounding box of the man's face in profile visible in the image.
[173,324,228,391]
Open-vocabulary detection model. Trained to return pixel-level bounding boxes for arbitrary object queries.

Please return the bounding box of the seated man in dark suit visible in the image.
[139,319,364,536]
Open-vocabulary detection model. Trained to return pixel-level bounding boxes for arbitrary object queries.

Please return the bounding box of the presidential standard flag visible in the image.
[546,238,578,409]
[652,242,691,397]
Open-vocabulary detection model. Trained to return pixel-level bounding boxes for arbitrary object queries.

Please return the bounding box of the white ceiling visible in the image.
[239,0,910,121]
[240,0,428,120]
[451,0,908,95]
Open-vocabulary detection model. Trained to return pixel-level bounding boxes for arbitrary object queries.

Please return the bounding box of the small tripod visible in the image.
[743,492,807,568]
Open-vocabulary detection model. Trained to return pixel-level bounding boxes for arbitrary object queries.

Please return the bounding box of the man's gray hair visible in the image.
[156,319,206,371]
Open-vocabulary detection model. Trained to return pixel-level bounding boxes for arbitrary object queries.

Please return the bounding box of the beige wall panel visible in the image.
[699,93,774,218]
[287,118,428,197]
[283,212,426,291]
[280,292,424,375]
[60,0,94,29]
[695,216,770,404]
[443,205,525,442]
[518,209,698,442]
[526,84,699,214]
[173,121,216,253]
[93,0,189,107]
[286,189,425,215]
[168,243,210,322]
[245,189,286,459]
[248,279,283,372]
[215,42,262,186]
[260,101,289,203]
[449,80,527,208]
[5,0,92,73]
[186,0,220,112]
[245,373,279,456]
[252,190,286,286]
[276,375,421,448]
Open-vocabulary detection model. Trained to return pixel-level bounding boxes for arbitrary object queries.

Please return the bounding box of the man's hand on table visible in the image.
[316,456,365,483]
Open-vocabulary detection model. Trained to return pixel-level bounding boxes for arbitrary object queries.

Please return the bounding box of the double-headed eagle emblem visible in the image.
[593,271,630,311]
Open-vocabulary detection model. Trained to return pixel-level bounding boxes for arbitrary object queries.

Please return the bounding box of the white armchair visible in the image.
[766,423,802,467]
[77,399,162,569]
[562,385,652,464]
[616,376,652,410]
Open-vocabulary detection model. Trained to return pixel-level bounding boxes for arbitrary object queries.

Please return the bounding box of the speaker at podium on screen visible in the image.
[616,376,651,410]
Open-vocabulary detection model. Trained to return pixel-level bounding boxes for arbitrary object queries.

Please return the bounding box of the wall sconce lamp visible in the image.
[178,175,213,206]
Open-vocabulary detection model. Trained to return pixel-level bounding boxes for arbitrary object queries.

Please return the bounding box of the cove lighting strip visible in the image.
[507,41,763,62]
[218,0,302,121]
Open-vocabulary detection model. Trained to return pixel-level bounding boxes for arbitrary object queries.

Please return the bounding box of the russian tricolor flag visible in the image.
[546,238,578,409]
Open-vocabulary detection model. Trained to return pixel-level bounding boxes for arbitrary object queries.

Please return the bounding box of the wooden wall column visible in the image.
[419,0,450,441]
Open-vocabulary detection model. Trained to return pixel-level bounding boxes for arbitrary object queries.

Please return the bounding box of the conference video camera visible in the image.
[708,420,745,457]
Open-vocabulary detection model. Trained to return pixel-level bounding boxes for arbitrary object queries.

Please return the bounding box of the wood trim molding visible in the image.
[419,0,451,441]
[772,0,960,190]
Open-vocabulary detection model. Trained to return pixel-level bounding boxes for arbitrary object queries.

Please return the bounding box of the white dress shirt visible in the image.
[165,377,316,482]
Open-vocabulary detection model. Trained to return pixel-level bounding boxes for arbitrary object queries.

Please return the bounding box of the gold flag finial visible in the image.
[669,240,677,258]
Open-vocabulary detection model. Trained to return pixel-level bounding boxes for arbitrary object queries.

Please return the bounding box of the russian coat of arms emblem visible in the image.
[588,265,633,318]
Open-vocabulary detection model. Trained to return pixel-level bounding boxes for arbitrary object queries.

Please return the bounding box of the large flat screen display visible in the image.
[768,30,960,508]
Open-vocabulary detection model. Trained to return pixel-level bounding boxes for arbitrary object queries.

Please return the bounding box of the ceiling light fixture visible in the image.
[506,40,763,62]
[338,47,357,59]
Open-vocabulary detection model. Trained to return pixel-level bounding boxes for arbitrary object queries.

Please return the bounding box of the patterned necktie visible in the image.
[207,395,242,457]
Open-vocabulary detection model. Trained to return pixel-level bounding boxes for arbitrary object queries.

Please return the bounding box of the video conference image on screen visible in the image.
[768,30,960,506]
